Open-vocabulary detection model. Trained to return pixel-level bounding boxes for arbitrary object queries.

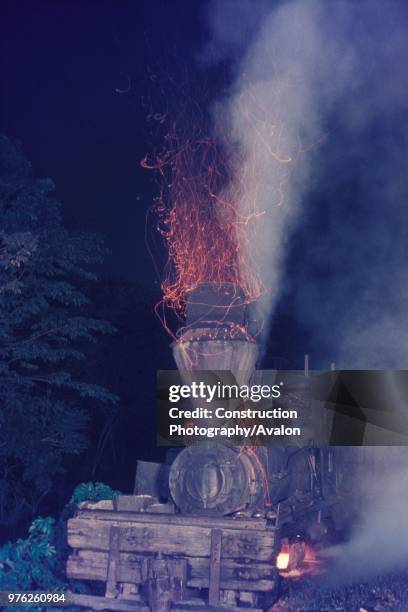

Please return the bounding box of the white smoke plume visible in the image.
[328,447,408,579]
[204,0,357,343]
[203,0,408,582]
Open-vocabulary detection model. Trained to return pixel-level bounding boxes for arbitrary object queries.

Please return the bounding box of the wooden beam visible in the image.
[208,529,222,606]
[68,517,274,561]
[67,551,276,592]
[105,526,121,597]
[74,508,268,531]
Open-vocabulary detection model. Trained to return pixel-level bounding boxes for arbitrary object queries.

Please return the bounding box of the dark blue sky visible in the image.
[2,1,407,371]
[0,0,208,282]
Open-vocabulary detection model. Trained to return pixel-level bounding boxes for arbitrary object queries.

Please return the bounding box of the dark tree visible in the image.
[0,136,117,529]
[0,230,38,295]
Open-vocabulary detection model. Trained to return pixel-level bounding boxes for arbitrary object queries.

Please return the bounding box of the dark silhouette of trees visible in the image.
[0,136,117,529]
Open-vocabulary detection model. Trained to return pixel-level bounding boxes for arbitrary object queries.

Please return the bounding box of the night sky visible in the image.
[0,1,323,371]
[0,0,208,281]
[0,1,313,503]
[1,1,218,490]
[2,0,408,387]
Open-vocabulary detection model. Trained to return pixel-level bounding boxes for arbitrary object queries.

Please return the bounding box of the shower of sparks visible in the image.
[143,137,262,340]
[142,88,297,342]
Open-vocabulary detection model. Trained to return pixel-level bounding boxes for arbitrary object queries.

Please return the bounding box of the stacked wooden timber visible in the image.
[66,495,278,611]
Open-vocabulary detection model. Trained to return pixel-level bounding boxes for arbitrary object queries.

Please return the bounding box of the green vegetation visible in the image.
[0,482,120,612]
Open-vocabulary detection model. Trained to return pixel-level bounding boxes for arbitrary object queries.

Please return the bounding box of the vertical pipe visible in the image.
[304,353,309,377]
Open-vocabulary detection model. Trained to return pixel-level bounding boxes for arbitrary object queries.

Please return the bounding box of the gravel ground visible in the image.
[269,571,408,611]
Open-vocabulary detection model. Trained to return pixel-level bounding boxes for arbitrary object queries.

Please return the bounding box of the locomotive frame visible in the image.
[66,446,342,611]
[66,284,346,610]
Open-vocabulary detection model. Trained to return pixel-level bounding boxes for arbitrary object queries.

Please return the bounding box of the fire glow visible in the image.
[143,84,317,345]
[277,541,324,578]
[142,117,264,340]
[276,551,290,571]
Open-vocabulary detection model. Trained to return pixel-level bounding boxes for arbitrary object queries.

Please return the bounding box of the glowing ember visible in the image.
[276,551,290,571]
[142,118,265,341]
[143,86,318,342]
[277,542,325,578]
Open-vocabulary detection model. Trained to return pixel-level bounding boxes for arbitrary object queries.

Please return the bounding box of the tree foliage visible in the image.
[0,482,120,612]
[0,230,38,295]
[0,136,117,527]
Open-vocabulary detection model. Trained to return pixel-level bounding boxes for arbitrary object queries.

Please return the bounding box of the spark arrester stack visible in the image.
[170,281,266,516]
[173,281,258,374]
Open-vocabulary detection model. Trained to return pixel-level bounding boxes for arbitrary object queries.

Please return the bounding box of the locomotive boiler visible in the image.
[168,282,339,526]
[66,283,344,611]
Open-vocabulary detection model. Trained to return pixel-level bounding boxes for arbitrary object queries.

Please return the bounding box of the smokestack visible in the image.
[169,281,263,515]
[172,282,259,380]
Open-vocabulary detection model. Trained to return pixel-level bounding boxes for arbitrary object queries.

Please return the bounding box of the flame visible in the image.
[277,542,325,578]
[276,551,290,570]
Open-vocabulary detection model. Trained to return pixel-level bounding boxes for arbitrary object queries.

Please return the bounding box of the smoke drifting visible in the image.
[204,0,408,358]
[203,0,408,583]
[328,447,408,579]
[204,0,357,343]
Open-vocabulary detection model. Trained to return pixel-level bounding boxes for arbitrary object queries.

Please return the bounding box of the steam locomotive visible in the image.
[66,283,347,611]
